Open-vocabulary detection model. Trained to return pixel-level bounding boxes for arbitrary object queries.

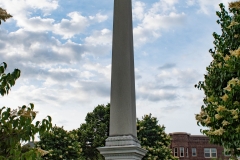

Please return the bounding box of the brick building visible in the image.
[169,132,230,160]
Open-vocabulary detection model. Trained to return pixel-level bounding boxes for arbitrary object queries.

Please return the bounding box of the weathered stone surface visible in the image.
[105,135,140,147]
[98,144,147,160]
[110,0,136,137]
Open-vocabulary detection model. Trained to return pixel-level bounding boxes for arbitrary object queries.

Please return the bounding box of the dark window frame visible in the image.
[174,147,178,157]
[192,148,197,157]
[180,147,184,157]
[204,148,217,158]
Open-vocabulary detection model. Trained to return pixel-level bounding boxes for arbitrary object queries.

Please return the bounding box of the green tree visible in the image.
[0,7,12,25]
[37,126,83,160]
[0,62,21,96]
[0,104,52,160]
[76,104,110,160]
[76,103,175,160]
[137,114,176,160]
[195,1,240,158]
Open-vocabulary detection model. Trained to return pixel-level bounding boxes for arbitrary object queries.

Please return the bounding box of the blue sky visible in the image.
[0,0,232,135]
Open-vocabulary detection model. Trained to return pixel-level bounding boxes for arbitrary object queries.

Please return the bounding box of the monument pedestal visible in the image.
[98,135,147,160]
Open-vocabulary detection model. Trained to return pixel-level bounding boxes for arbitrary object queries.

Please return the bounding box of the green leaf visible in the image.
[29,103,34,110]
[47,115,52,122]
[2,62,7,69]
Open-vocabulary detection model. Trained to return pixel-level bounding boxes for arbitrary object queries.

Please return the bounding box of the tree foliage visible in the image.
[195,1,240,157]
[0,7,12,25]
[37,126,83,160]
[0,104,52,160]
[76,104,110,160]
[137,114,176,160]
[0,54,52,160]
[0,62,21,96]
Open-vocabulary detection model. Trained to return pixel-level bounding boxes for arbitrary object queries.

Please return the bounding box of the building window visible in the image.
[180,147,184,157]
[186,147,188,157]
[192,148,197,156]
[204,148,217,158]
[174,147,178,157]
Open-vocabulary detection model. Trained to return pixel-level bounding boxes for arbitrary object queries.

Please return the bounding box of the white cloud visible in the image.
[89,13,108,23]
[156,68,201,86]
[0,0,58,18]
[133,0,186,46]
[0,29,89,69]
[9,84,90,105]
[83,63,111,80]
[0,1,108,39]
[80,71,95,79]
[196,0,230,14]
[83,28,112,56]
[20,16,54,32]
[133,1,145,21]
[186,0,195,6]
[53,12,89,39]
[134,12,185,45]
[85,29,111,46]
[138,85,177,101]
[150,0,178,14]
[135,67,202,103]
[52,12,108,39]
[48,67,79,73]
[143,12,185,30]
[1,1,50,33]
[163,0,179,6]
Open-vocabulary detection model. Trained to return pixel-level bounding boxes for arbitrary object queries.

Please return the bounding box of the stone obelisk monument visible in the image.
[98,0,147,159]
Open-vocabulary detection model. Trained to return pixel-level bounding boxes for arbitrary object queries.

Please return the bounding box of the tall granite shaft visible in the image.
[110,0,136,137]
[98,0,147,159]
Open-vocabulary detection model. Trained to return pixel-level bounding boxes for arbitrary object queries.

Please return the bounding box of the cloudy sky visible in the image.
[0,0,233,135]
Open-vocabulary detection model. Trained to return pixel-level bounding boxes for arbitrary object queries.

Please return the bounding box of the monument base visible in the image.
[98,135,147,160]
